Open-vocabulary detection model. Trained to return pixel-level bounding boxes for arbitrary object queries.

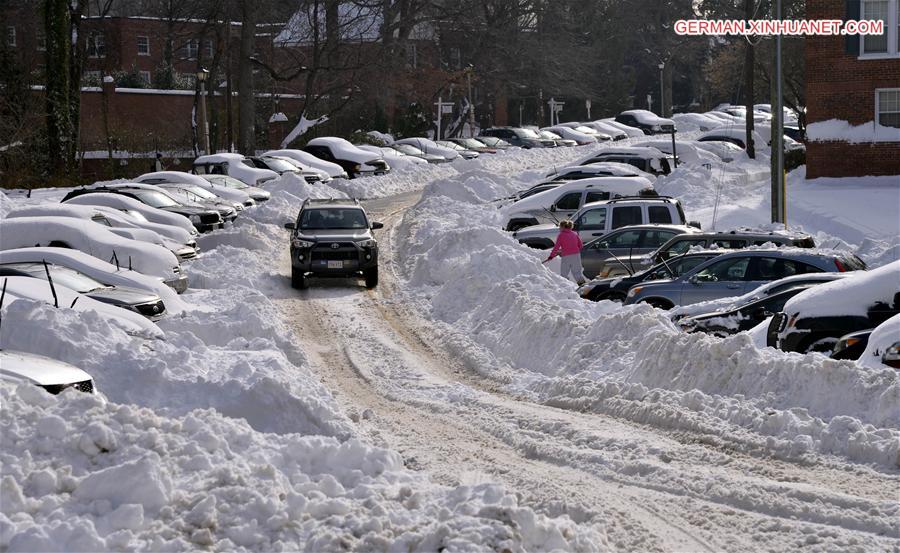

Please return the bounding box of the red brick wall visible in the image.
[805,0,900,178]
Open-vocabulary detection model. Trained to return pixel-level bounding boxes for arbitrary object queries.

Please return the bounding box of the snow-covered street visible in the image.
[2,144,898,551]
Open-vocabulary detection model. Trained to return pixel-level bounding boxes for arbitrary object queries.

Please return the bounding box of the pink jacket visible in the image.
[548,228,583,259]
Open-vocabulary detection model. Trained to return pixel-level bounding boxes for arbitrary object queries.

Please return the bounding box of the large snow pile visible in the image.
[393,167,900,468]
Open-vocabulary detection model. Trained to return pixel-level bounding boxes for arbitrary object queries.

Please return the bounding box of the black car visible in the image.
[284,198,383,289]
[578,252,721,302]
[768,292,900,354]
[61,186,223,233]
[677,285,818,337]
[480,127,556,149]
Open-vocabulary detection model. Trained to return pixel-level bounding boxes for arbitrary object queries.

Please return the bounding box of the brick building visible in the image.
[805,0,900,178]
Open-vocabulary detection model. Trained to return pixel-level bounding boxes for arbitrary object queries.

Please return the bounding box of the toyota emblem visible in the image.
[330,243,339,249]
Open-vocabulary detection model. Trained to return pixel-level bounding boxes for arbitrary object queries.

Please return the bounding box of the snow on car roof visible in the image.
[576,146,670,164]
[193,153,248,163]
[137,171,212,187]
[782,260,899,319]
[62,192,195,234]
[307,137,379,159]
[620,109,675,126]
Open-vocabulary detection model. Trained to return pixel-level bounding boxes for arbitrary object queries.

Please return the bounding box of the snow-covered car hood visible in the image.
[512,223,558,240]
[307,138,381,164]
[0,350,94,387]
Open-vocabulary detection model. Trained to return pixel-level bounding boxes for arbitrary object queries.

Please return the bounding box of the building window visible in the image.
[7,26,15,47]
[205,39,214,59]
[87,33,106,58]
[37,33,46,51]
[139,70,151,85]
[137,36,150,56]
[860,0,899,56]
[179,39,199,60]
[876,89,900,128]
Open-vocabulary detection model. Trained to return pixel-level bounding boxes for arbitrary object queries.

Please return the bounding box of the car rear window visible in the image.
[648,206,673,224]
[585,191,610,203]
[611,206,642,229]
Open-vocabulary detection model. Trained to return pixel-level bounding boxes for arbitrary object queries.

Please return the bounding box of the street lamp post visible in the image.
[196,68,211,155]
[658,62,665,117]
[466,65,476,137]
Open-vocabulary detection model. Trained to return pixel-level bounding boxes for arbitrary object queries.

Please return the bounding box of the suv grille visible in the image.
[311,243,358,261]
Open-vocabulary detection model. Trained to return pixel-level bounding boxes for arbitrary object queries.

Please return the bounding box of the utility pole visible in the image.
[466,66,476,137]
[197,68,211,155]
[771,0,786,223]
[744,0,756,159]
[658,63,665,117]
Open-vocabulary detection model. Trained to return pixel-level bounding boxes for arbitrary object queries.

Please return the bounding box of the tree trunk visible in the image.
[237,0,256,154]
[68,0,86,176]
[44,0,73,178]
[744,0,755,159]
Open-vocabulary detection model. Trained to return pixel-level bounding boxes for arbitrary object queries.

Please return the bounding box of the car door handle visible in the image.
[726,283,742,289]
[592,232,603,236]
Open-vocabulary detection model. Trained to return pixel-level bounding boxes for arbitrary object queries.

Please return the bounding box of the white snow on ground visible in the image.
[391,159,900,468]
[0,165,607,552]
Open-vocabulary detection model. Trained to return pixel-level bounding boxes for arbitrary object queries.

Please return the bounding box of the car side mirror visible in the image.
[549,205,557,212]
[371,222,384,230]
[688,275,701,285]
[284,222,295,230]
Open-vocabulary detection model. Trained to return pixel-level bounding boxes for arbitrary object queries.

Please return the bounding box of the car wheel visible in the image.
[364,267,378,289]
[642,298,673,310]
[598,291,627,303]
[291,268,308,290]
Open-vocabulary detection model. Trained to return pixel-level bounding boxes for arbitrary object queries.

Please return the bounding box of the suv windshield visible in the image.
[132,190,180,208]
[11,264,106,293]
[262,157,299,173]
[300,208,368,230]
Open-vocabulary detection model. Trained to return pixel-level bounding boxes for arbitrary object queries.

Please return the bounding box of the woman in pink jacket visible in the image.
[546,220,586,284]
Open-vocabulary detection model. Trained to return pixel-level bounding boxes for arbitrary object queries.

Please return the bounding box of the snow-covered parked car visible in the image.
[541,126,599,146]
[0,217,187,293]
[576,146,676,176]
[513,196,687,249]
[615,110,676,135]
[62,186,224,233]
[672,273,852,336]
[436,140,480,159]
[198,174,271,202]
[304,137,391,178]
[554,122,613,142]
[544,162,652,181]
[0,247,184,310]
[247,155,324,185]
[5,204,198,261]
[0,261,166,321]
[671,113,726,132]
[502,176,656,231]
[632,140,720,166]
[0,350,95,395]
[698,128,769,151]
[191,154,279,186]
[263,149,346,180]
[356,144,429,171]
[151,182,240,222]
[580,121,628,141]
[61,192,197,236]
[393,138,461,162]
[598,118,646,138]
[768,260,898,354]
[136,171,254,208]
[0,275,162,338]
[857,314,900,369]
[691,140,746,162]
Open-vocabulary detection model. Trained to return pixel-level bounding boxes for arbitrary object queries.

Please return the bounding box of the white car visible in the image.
[305,137,391,178]
[0,276,162,338]
[581,121,629,140]
[0,247,185,311]
[6,204,198,260]
[554,122,613,142]
[356,144,429,170]
[136,171,254,208]
[545,162,652,181]
[392,138,461,162]
[671,113,726,132]
[199,174,271,202]
[598,118,646,138]
[255,156,328,185]
[62,192,197,235]
[0,217,186,293]
[191,154,279,186]
[632,140,720,165]
[858,314,900,369]
[0,350,95,395]
[263,149,346,179]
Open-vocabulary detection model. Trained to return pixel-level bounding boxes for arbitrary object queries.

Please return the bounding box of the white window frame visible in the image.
[181,39,199,60]
[205,39,214,59]
[87,32,106,59]
[7,26,15,47]
[139,70,151,85]
[875,88,900,129]
[137,35,150,56]
[859,0,900,58]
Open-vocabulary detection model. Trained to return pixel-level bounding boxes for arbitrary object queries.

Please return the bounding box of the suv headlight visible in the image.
[358,239,377,248]
[189,215,201,223]
[291,238,315,249]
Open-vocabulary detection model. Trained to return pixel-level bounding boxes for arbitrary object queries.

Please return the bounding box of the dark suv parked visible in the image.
[284,199,383,289]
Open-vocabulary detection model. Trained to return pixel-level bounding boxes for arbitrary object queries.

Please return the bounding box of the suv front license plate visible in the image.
[327,260,344,269]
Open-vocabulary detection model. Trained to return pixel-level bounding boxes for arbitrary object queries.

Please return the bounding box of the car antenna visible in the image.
[42,260,59,308]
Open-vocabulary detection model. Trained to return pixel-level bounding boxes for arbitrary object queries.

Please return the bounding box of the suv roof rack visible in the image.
[301,197,361,206]
[603,195,676,203]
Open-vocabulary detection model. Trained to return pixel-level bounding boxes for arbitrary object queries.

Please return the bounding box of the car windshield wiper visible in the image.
[542,207,560,224]
[604,250,634,277]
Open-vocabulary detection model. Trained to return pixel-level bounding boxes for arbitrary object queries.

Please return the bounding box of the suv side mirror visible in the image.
[371,221,384,230]
[549,205,557,212]
[284,222,295,230]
